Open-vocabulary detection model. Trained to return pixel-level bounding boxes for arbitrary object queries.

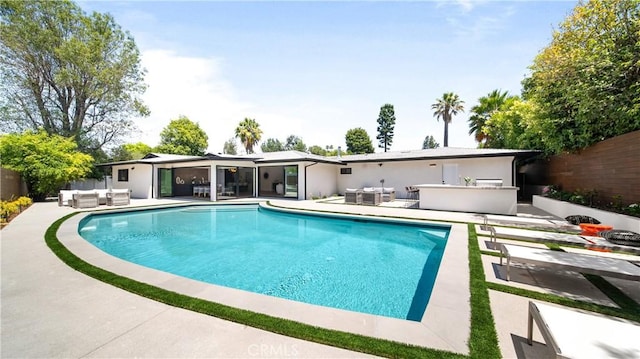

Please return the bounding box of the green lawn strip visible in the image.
[46,212,465,359]
[486,282,640,323]
[582,274,640,314]
[466,224,501,359]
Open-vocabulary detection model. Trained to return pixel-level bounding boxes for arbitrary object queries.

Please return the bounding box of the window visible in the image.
[340,168,352,175]
[118,169,129,182]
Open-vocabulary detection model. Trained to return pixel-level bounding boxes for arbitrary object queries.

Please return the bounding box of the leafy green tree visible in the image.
[0,0,149,152]
[223,138,238,155]
[0,130,93,200]
[422,135,440,149]
[483,98,547,151]
[308,145,326,156]
[261,138,284,152]
[155,116,208,156]
[376,104,396,152]
[284,135,307,152]
[524,0,640,153]
[235,118,262,154]
[468,90,511,146]
[110,142,152,161]
[431,92,465,147]
[324,145,339,156]
[345,128,374,154]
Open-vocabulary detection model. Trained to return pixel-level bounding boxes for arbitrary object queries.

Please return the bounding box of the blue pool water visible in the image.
[78,205,449,321]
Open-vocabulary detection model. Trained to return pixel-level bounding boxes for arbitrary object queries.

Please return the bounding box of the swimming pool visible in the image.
[78,204,450,321]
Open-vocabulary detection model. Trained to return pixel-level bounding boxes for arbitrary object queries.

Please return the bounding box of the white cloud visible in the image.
[129,49,253,153]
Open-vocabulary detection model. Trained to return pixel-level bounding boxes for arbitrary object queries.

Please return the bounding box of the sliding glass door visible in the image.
[158,168,173,197]
[284,165,298,198]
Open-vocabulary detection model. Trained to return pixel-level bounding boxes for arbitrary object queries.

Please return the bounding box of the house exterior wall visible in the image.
[112,163,153,199]
[304,163,338,199]
[337,156,515,198]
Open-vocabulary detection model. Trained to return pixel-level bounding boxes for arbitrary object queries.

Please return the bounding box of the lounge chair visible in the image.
[344,188,362,205]
[500,243,640,281]
[528,301,640,358]
[362,187,381,206]
[107,189,130,206]
[72,190,99,209]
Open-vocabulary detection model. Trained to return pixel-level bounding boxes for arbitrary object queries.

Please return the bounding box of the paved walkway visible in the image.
[1,201,372,358]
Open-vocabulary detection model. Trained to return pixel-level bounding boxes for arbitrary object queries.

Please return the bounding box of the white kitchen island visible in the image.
[414,184,518,215]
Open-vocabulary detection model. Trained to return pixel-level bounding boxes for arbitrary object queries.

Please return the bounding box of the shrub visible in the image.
[0,196,33,224]
[626,204,640,216]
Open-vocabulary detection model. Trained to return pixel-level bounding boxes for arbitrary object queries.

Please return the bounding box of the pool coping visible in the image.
[57,201,470,354]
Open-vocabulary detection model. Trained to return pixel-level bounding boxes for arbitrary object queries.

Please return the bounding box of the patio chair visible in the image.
[362,187,381,206]
[374,187,396,202]
[344,188,362,205]
[58,190,78,206]
[500,243,640,281]
[527,301,640,358]
[107,189,130,206]
[72,190,99,209]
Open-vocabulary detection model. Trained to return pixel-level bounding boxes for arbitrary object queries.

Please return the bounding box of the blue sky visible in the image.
[79,0,578,153]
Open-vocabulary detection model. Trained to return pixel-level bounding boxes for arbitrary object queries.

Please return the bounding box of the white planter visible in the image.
[533,195,640,232]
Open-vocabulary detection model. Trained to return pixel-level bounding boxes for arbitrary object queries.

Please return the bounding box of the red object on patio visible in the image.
[579,223,613,236]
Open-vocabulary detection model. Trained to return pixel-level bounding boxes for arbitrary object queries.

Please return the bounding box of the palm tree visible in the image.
[468,89,510,146]
[431,92,465,147]
[234,118,262,154]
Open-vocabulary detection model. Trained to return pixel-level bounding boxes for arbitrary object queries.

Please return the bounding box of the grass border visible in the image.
[46,212,471,359]
[466,224,501,358]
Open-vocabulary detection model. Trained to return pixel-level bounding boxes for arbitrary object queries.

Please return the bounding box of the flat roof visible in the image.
[98,148,539,167]
[336,148,539,163]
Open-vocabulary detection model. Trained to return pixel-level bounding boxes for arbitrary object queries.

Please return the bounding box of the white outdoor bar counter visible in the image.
[413,184,518,215]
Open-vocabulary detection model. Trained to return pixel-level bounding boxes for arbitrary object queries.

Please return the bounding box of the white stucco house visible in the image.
[101,148,538,203]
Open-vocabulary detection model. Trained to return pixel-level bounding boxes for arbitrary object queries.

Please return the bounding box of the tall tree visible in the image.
[482,97,546,150]
[308,145,326,156]
[284,135,307,152]
[110,142,152,161]
[155,116,208,156]
[345,127,374,154]
[0,0,149,151]
[422,135,440,149]
[468,90,511,146]
[431,92,464,147]
[524,0,640,153]
[0,130,93,200]
[376,104,396,152]
[235,118,262,154]
[222,138,237,155]
[261,138,284,152]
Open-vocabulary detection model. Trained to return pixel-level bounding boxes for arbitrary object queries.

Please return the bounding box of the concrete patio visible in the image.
[2,198,638,358]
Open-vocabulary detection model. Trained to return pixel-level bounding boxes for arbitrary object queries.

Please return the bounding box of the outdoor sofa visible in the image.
[60,188,130,208]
